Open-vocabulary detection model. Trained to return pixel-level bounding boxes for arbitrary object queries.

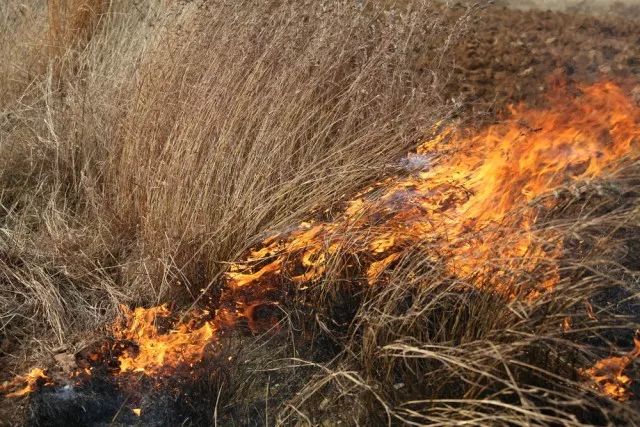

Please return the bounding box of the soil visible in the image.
[433,2,640,116]
[495,0,640,16]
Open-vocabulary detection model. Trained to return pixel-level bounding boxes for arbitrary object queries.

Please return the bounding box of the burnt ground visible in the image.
[3,2,640,426]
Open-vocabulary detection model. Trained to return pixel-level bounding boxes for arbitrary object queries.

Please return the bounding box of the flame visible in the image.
[227,81,639,299]
[112,304,216,374]
[582,333,640,401]
[0,368,50,398]
[224,80,640,401]
[3,80,639,398]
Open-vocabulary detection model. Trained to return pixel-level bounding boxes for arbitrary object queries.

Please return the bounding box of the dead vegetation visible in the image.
[0,0,454,383]
[1,0,639,425]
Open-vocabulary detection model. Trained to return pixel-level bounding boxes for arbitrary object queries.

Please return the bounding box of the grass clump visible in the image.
[0,0,453,366]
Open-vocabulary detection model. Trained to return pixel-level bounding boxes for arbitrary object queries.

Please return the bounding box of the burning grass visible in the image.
[231,78,640,425]
[0,368,51,399]
[1,0,640,425]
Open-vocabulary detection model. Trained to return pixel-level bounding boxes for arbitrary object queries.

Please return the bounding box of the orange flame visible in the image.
[227,81,639,299]
[582,333,640,401]
[112,304,216,374]
[0,368,50,398]
[224,80,639,402]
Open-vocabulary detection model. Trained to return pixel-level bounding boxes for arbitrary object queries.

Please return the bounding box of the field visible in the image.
[1,1,639,425]
[496,0,640,14]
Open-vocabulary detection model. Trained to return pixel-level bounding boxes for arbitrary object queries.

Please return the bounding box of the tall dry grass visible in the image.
[109,1,460,306]
[0,0,454,362]
[0,0,166,356]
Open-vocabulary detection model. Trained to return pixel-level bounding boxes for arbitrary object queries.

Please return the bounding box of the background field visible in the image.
[497,0,640,13]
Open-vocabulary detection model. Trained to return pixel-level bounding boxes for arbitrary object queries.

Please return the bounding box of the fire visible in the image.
[2,80,639,400]
[227,81,639,299]
[0,368,50,398]
[112,304,216,374]
[225,80,640,400]
[582,333,640,401]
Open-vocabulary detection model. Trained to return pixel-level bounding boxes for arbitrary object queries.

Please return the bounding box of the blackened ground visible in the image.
[24,320,340,427]
[27,378,218,427]
[26,355,234,426]
[27,377,128,427]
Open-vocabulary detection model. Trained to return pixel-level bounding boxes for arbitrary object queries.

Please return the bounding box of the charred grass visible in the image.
[1,0,639,425]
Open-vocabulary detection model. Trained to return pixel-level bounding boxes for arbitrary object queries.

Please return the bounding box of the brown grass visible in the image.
[267,168,640,425]
[0,0,452,363]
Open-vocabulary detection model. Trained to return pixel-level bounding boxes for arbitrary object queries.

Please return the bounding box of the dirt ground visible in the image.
[495,0,640,15]
[432,1,640,118]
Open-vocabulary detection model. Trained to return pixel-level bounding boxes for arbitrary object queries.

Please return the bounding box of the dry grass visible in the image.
[275,171,640,425]
[0,0,165,356]
[0,0,453,363]
[108,0,457,305]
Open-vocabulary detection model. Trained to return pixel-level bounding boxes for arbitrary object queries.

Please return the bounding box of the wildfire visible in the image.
[2,80,639,402]
[0,368,50,398]
[227,81,639,299]
[225,80,640,400]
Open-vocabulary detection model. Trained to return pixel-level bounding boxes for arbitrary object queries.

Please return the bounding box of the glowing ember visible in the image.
[582,333,640,401]
[0,368,50,398]
[112,304,216,374]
